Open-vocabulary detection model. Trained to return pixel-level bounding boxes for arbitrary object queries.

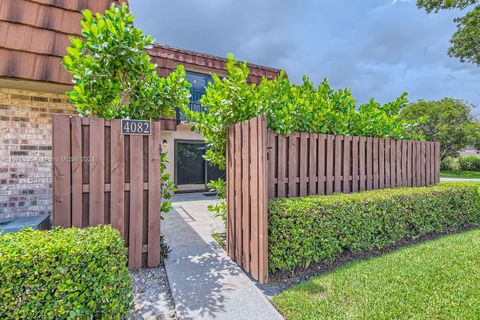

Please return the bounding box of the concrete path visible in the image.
[163,193,283,320]
[440,177,480,182]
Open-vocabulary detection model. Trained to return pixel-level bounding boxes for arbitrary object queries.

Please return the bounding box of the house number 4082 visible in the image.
[121,119,151,135]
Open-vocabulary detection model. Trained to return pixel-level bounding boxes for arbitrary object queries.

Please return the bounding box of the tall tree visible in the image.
[417,0,480,65]
[400,98,479,161]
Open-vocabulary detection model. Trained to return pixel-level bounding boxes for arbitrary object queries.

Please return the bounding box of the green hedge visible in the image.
[268,183,480,273]
[0,225,132,319]
[459,156,480,171]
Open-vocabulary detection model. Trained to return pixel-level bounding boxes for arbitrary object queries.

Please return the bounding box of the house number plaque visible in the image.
[121,119,151,135]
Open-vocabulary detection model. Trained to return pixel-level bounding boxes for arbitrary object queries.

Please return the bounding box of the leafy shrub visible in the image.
[182,55,423,220]
[441,156,459,170]
[459,156,480,171]
[0,226,132,319]
[268,183,480,273]
[63,4,191,120]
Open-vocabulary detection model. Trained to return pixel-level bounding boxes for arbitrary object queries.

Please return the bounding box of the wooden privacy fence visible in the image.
[52,115,162,269]
[226,116,440,283]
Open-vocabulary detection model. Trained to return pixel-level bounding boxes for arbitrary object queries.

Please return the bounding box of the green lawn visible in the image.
[272,228,480,320]
[441,170,480,179]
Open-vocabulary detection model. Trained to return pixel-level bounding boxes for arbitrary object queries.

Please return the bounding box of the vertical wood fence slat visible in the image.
[373,138,379,190]
[401,140,407,187]
[299,133,308,197]
[288,133,299,197]
[226,126,235,258]
[420,141,425,186]
[427,142,432,185]
[129,135,143,269]
[317,134,326,194]
[242,121,251,270]
[385,139,390,188]
[89,118,105,226]
[352,136,359,192]
[343,136,351,193]
[396,140,402,187]
[267,131,276,199]
[309,134,317,195]
[326,135,334,194]
[258,117,268,283]
[366,137,373,190]
[390,140,396,188]
[53,115,162,270]
[359,137,366,192]
[234,123,243,265]
[147,121,161,267]
[249,119,259,280]
[277,135,286,198]
[379,139,385,189]
[52,115,71,227]
[334,136,342,193]
[71,116,82,227]
[406,140,412,187]
[110,120,125,237]
[415,141,420,187]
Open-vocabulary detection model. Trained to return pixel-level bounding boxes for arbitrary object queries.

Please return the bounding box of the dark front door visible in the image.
[175,140,224,192]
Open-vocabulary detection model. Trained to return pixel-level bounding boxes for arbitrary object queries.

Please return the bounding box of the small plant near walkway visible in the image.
[273,227,480,319]
[268,183,480,273]
[0,226,132,319]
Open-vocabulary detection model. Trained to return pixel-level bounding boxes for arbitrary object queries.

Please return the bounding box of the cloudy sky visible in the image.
[129,0,479,108]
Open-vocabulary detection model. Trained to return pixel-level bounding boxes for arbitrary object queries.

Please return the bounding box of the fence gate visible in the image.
[226,116,441,283]
[52,115,162,269]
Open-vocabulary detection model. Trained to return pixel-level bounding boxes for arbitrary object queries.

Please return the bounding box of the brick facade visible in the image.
[0,88,74,217]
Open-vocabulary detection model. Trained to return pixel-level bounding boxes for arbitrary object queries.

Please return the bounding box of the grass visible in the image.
[272,228,480,320]
[441,170,480,179]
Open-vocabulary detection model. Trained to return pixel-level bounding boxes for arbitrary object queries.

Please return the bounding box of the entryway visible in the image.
[174,140,224,192]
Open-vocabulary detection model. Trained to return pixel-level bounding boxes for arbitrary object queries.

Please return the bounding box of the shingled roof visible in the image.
[148,44,283,84]
[0,0,282,86]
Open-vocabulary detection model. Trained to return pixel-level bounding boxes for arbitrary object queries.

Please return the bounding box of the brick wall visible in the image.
[0,88,75,218]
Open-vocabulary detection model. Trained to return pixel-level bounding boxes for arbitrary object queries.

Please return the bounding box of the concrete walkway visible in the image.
[440,177,480,182]
[163,193,283,320]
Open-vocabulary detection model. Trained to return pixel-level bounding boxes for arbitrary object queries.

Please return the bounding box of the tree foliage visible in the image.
[400,98,479,161]
[63,4,190,213]
[181,55,422,219]
[63,3,191,120]
[417,0,480,65]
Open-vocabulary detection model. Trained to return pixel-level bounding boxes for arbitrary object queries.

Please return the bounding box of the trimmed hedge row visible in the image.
[268,183,480,273]
[0,225,132,319]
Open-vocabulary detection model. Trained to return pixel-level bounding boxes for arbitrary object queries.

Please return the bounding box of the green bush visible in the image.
[268,183,480,273]
[440,156,459,170]
[0,226,132,319]
[459,156,480,171]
